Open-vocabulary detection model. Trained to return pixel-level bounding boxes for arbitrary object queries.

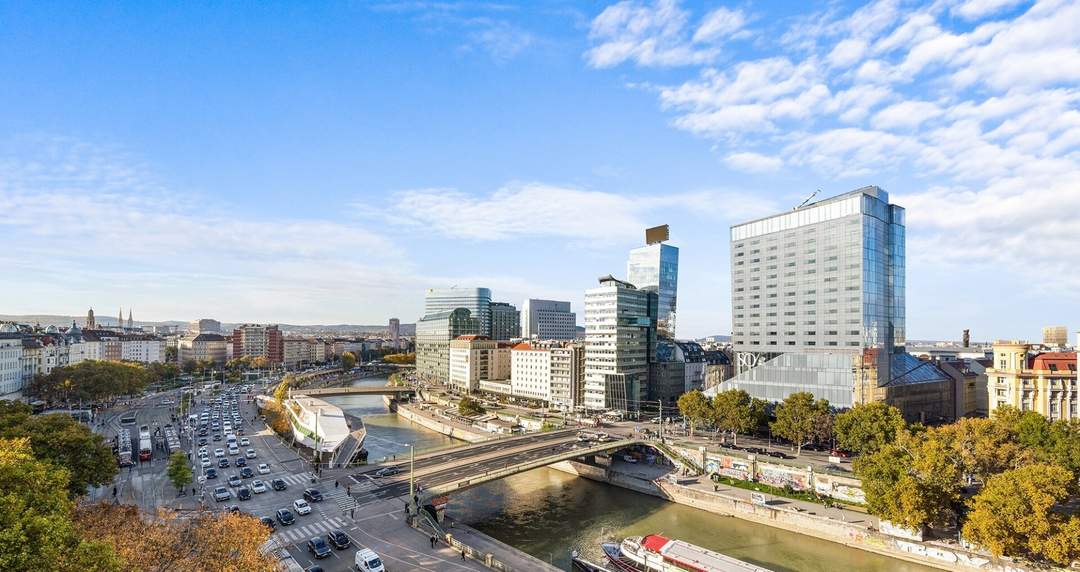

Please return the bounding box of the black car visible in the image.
[327,529,351,550]
[212,434,222,441]
[198,437,208,446]
[271,478,287,491]
[218,458,230,468]
[240,467,254,479]
[205,468,218,480]
[304,567,323,572]
[303,489,323,502]
[307,537,332,559]
[198,428,208,436]
[276,508,295,525]
[260,516,276,530]
[237,486,252,501]
[225,505,240,513]
[235,457,247,467]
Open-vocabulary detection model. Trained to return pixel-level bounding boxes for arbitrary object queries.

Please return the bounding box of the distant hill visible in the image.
[0,314,415,336]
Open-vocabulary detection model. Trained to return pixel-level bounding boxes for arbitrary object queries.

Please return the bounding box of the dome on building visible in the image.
[0,323,17,333]
[45,325,60,334]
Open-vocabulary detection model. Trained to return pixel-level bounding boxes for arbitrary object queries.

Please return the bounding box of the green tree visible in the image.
[166,451,192,494]
[709,389,764,446]
[938,417,1027,483]
[29,361,152,404]
[962,463,1080,565]
[770,392,831,455]
[834,402,906,456]
[854,429,962,529]
[340,351,357,371]
[458,396,485,417]
[0,402,117,497]
[677,390,712,438]
[0,438,121,571]
[181,359,198,375]
[164,346,177,363]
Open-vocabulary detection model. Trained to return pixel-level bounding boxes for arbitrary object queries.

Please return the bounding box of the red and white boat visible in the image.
[603,535,773,572]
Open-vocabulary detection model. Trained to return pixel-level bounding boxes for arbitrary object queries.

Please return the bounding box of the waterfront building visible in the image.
[986,341,1077,421]
[510,342,552,403]
[283,337,314,369]
[718,186,916,410]
[189,318,222,334]
[449,335,510,394]
[550,342,586,410]
[1043,325,1068,347]
[520,299,576,341]
[0,334,23,398]
[489,302,521,341]
[583,275,656,412]
[232,324,284,365]
[177,333,228,365]
[649,340,707,409]
[416,308,481,384]
[627,225,679,339]
[425,287,492,337]
[389,318,400,349]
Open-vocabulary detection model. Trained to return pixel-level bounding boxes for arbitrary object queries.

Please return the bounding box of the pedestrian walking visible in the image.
[430,535,436,548]
[112,486,117,497]
[462,549,466,561]
[335,480,339,488]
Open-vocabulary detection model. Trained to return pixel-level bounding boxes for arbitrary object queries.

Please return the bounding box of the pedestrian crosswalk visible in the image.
[277,473,315,486]
[274,516,348,544]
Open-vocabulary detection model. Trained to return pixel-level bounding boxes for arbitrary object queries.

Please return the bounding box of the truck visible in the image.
[138,425,152,462]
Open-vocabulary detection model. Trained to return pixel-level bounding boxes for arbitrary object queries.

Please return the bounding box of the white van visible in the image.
[354,548,385,572]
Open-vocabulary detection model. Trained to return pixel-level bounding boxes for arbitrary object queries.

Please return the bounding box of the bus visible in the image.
[117,430,133,467]
[138,425,152,462]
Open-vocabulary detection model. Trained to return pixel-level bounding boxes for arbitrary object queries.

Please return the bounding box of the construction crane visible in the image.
[794,189,820,210]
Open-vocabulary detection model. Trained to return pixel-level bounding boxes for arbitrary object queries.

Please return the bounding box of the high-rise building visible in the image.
[520,299,577,341]
[489,302,520,341]
[425,288,492,337]
[986,341,1077,421]
[583,276,656,412]
[389,318,400,349]
[416,308,481,384]
[231,324,284,364]
[189,318,222,334]
[1043,325,1068,347]
[716,186,936,412]
[627,225,679,339]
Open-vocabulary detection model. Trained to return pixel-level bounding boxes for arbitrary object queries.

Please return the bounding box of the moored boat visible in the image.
[605,535,773,572]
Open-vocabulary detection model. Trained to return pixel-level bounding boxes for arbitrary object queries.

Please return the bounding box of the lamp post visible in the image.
[407,443,416,517]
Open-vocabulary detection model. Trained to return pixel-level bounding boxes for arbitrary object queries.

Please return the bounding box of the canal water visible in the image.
[326,377,936,572]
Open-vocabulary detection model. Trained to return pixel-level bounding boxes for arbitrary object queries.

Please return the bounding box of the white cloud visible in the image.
[692,7,746,43]
[952,0,1028,20]
[724,152,783,173]
[827,38,868,68]
[871,100,944,130]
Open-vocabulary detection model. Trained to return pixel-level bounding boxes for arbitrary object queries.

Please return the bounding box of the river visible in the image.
[326,377,936,572]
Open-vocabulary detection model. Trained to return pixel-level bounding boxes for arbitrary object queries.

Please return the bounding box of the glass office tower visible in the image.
[425,287,493,337]
[627,242,679,339]
[720,186,907,408]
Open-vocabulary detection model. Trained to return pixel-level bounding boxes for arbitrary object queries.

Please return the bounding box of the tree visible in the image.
[74,502,277,572]
[251,356,270,370]
[458,396,485,417]
[164,346,177,363]
[937,417,1028,483]
[262,401,291,436]
[29,361,153,404]
[0,402,118,497]
[340,351,357,371]
[962,464,1080,566]
[272,379,291,403]
[0,438,121,571]
[677,390,712,438]
[180,359,198,375]
[854,429,962,530]
[166,452,192,494]
[383,353,416,365]
[834,402,906,456]
[770,392,831,455]
[710,389,764,446]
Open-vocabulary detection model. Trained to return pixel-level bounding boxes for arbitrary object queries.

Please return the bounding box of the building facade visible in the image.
[425,287,492,337]
[719,186,907,409]
[627,237,679,339]
[283,337,314,369]
[986,341,1077,421]
[177,333,228,365]
[0,335,24,397]
[448,336,510,394]
[1042,325,1068,347]
[389,318,400,349]
[416,309,481,384]
[583,276,656,412]
[189,318,222,334]
[489,302,521,341]
[231,324,284,364]
[520,299,577,341]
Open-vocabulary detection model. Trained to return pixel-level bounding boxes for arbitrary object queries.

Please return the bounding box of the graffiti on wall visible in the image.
[755,465,808,490]
[815,480,866,504]
[706,455,752,481]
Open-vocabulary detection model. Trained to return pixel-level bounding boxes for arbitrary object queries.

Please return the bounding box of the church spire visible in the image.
[127,309,133,330]
[119,307,123,330]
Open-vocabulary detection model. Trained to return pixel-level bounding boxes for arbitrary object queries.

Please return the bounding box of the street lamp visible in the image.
[407,443,416,517]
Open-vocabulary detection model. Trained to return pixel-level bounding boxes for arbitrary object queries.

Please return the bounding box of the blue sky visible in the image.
[1,0,1077,341]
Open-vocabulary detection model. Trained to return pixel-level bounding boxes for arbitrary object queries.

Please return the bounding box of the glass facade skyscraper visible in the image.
[627,242,679,339]
[583,276,656,412]
[719,186,907,408]
[425,287,493,337]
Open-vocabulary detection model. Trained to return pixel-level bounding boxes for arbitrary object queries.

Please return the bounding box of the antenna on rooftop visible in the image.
[794,189,820,210]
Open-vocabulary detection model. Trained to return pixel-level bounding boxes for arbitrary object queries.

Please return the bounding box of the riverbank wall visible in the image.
[392,400,493,443]
[549,459,1047,572]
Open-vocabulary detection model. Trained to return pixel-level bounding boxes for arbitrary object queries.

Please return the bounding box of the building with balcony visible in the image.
[986,341,1077,421]
[448,335,510,394]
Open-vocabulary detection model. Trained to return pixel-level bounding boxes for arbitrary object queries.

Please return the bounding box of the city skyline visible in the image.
[2,1,1078,341]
